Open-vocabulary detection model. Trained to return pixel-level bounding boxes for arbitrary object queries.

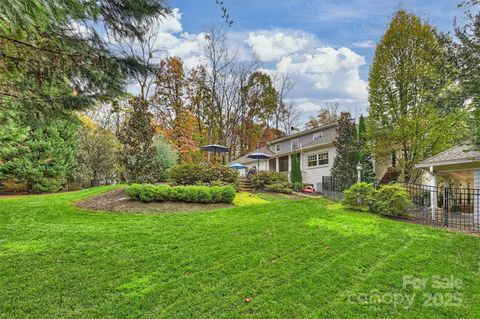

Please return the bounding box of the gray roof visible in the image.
[230,146,274,164]
[416,145,480,168]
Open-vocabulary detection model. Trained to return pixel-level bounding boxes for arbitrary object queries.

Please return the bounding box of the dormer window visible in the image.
[291,138,300,151]
[275,144,280,152]
[313,132,322,141]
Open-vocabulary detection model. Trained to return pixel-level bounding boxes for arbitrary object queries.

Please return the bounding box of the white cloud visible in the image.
[274,47,368,101]
[119,8,369,124]
[246,30,318,61]
[157,8,183,33]
[352,40,375,48]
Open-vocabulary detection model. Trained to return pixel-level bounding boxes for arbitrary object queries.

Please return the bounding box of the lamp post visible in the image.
[356,162,363,183]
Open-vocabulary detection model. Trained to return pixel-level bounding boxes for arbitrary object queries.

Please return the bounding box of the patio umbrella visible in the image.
[247,152,272,170]
[201,144,229,162]
[229,162,247,170]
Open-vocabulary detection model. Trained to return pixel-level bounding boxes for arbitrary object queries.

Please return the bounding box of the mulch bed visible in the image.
[76,188,233,214]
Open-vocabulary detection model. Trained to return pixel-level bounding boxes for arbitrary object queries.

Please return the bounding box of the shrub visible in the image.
[291,155,302,184]
[265,182,293,194]
[248,171,288,189]
[138,184,157,202]
[167,164,239,189]
[126,184,236,204]
[371,184,413,217]
[343,182,376,211]
[292,182,306,193]
[125,183,143,200]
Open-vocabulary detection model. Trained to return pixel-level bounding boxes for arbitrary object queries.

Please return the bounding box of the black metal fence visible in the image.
[319,177,480,233]
[401,183,479,232]
[320,176,356,201]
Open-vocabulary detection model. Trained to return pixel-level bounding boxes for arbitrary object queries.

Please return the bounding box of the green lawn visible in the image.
[1,186,480,318]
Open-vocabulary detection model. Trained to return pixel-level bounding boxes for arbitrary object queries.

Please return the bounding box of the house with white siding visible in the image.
[231,123,338,190]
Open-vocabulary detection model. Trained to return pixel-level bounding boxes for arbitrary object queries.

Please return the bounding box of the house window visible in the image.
[313,132,322,141]
[307,152,329,167]
[307,154,318,167]
[291,138,300,151]
[318,152,329,165]
[275,144,280,152]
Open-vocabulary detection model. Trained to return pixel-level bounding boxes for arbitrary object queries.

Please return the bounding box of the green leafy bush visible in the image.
[371,184,413,217]
[292,182,307,192]
[167,164,239,189]
[265,182,293,194]
[126,184,236,204]
[248,171,288,189]
[343,182,376,211]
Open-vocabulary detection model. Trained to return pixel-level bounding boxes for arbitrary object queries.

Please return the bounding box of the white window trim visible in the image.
[313,132,322,141]
[291,138,300,151]
[305,151,329,169]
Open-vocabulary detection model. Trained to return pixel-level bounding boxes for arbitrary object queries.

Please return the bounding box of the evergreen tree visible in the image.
[290,153,302,184]
[331,112,360,188]
[358,115,376,184]
[117,99,159,183]
[0,116,78,192]
[155,137,178,181]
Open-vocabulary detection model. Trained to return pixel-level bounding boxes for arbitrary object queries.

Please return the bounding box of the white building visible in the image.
[231,123,338,190]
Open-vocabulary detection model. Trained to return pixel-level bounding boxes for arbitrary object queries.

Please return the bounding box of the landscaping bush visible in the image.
[371,184,413,217]
[343,182,376,211]
[265,182,293,194]
[248,171,289,189]
[292,182,307,193]
[167,164,239,189]
[126,184,236,204]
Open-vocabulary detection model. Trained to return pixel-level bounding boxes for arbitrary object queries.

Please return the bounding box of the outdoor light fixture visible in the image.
[356,162,363,183]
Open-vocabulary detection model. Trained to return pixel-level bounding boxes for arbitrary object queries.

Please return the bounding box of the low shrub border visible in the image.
[342,182,412,217]
[126,184,236,204]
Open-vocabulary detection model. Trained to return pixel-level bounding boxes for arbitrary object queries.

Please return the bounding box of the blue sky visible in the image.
[164,0,463,123]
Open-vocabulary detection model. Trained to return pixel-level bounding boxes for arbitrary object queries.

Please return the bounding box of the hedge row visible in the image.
[126,184,236,204]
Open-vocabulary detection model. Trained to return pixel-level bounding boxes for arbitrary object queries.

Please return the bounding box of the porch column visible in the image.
[276,157,279,172]
[288,155,292,181]
[429,166,437,220]
[474,169,480,230]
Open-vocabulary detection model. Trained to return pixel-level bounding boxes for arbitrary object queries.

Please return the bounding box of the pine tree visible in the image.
[0,116,78,192]
[358,115,376,184]
[117,99,159,183]
[331,112,360,188]
[290,153,302,184]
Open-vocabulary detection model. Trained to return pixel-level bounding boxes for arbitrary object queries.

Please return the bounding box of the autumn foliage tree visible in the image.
[367,10,467,182]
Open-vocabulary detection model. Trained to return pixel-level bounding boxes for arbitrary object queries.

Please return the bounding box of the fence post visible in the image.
[429,170,437,221]
[474,170,480,231]
[444,187,449,227]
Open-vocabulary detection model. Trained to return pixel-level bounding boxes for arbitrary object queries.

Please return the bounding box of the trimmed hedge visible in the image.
[126,184,236,204]
[167,164,239,189]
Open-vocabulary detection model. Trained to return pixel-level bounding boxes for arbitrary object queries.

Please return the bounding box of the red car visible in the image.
[302,185,315,193]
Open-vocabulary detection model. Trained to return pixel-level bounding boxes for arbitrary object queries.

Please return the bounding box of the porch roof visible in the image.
[416,144,480,170]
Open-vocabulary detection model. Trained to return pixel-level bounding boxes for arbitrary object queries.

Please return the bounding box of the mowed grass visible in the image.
[1,186,480,318]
